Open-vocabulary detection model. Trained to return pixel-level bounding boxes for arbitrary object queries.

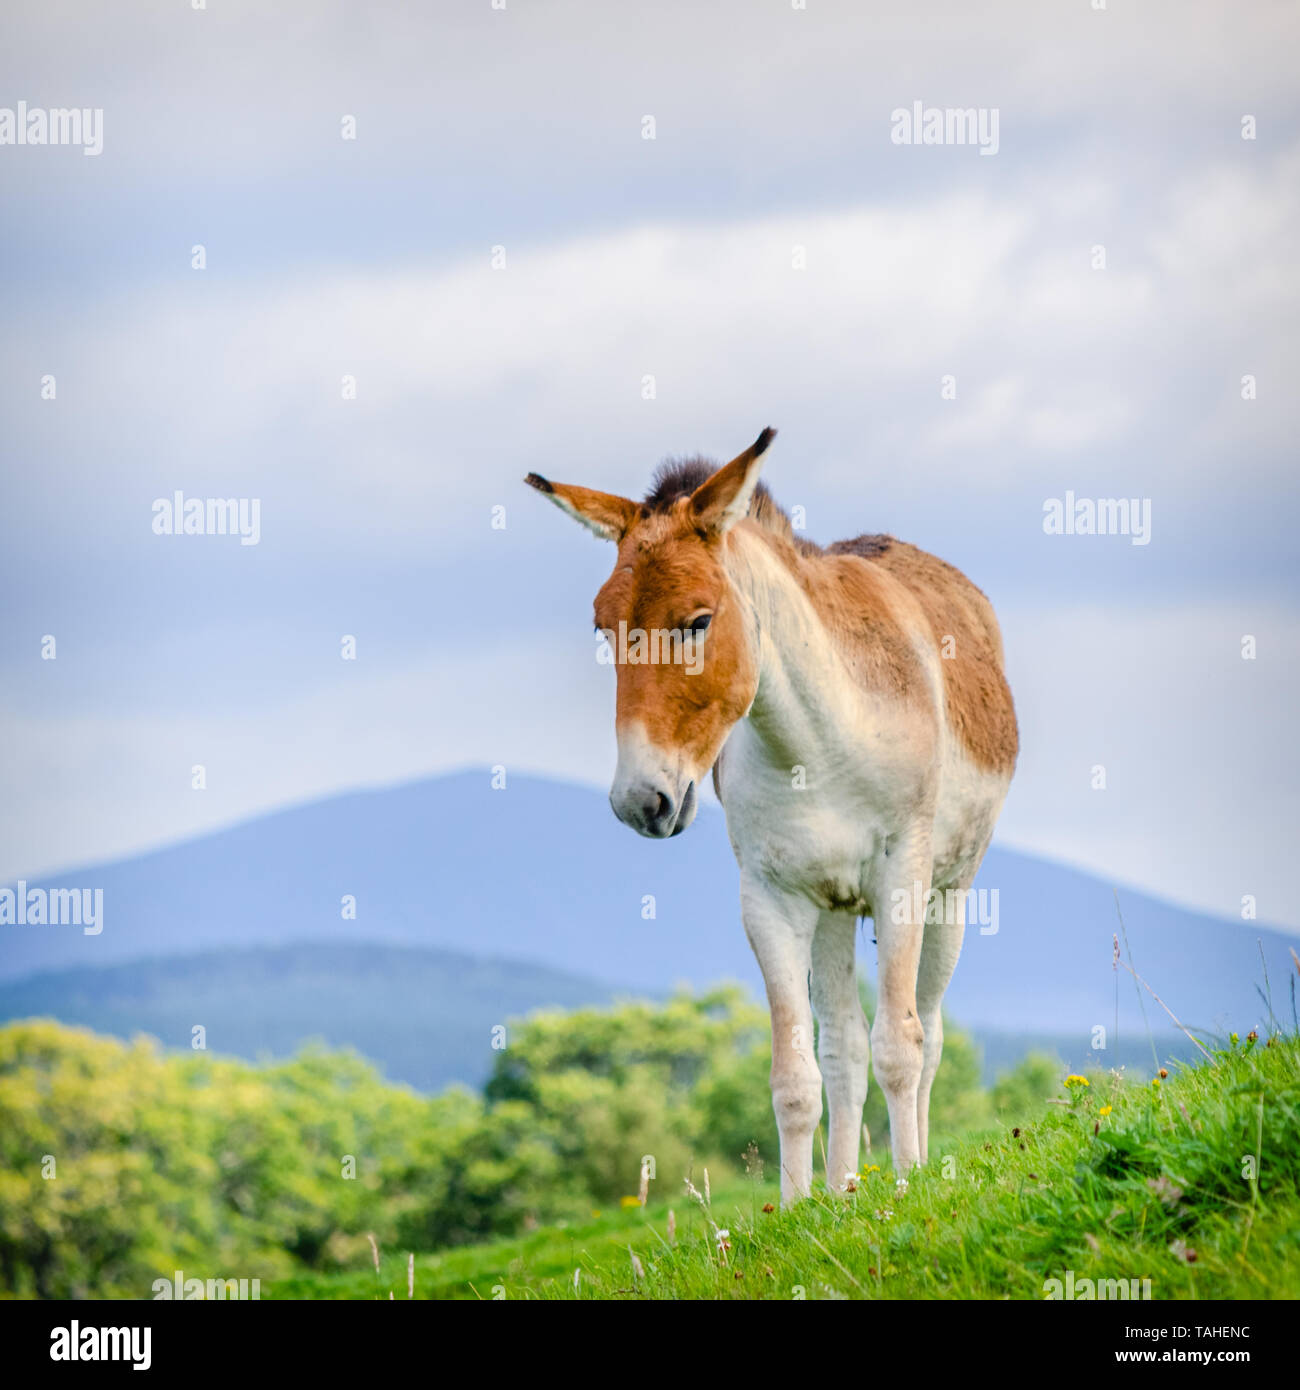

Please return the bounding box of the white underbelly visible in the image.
[719,722,1009,908]
[929,740,1011,888]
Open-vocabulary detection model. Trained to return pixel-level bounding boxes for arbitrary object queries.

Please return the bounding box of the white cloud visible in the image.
[3,2,1296,182]
[5,141,1296,553]
[996,600,1300,929]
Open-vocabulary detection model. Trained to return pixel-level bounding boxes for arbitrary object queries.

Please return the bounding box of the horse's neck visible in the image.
[724,527,862,767]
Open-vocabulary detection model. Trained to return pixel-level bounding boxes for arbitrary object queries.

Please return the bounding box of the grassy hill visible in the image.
[3,1002,1294,1300]
[271,1034,1300,1300]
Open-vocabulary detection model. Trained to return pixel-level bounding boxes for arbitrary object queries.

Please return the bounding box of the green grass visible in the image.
[271,1035,1300,1300]
[269,1192,741,1301]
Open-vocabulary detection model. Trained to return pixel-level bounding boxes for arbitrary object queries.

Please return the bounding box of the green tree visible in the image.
[990,1051,1062,1122]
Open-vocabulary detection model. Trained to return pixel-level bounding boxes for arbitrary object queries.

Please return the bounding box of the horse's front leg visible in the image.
[741,875,822,1205]
[811,910,871,1191]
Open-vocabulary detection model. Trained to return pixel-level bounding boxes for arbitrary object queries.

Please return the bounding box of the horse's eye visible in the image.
[687,613,712,633]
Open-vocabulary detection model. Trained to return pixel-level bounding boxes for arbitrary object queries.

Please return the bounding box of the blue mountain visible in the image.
[2,771,1294,1053]
[0,943,614,1093]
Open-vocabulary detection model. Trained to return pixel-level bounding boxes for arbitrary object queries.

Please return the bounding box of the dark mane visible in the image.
[642,454,893,562]
[643,454,792,535]
[643,457,726,512]
[826,533,895,559]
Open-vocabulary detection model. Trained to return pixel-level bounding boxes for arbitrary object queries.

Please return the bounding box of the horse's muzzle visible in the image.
[610,778,696,839]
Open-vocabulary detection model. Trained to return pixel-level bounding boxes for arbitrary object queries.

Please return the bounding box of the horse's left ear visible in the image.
[691,427,777,534]
[524,474,639,543]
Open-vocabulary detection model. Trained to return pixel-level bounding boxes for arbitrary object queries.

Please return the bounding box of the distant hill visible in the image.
[1,771,1294,1055]
[0,943,1204,1091]
[969,1028,1198,1085]
[0,944,619,1093]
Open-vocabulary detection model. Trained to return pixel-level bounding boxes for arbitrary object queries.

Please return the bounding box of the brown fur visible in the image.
[593,500,759,776]
[534,446,1018,779]
[861,541,1017,774]
[638,464,1017,777]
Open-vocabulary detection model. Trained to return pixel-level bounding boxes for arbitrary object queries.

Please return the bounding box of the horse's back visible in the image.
[825,533,1018,780]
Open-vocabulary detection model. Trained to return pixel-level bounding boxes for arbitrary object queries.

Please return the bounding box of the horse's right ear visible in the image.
[524,474,639,543]
[690,427,776,535]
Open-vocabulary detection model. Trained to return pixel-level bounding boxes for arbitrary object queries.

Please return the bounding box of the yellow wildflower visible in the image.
[1099,1105,1112,1116]
[620,1195,641,1209]
[1064,1074,1089,1088]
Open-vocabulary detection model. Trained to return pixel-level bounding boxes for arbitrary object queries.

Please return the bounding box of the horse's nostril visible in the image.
[612,783,679,836]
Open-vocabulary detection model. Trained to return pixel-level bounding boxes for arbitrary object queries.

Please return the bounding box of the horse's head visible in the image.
[526,428,774,838]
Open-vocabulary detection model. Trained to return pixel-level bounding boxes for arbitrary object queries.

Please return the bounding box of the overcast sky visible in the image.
[1,0,1297,930]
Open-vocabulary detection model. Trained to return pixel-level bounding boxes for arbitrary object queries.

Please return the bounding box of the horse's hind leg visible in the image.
[914,878,970,1164]
[811,910,871,1191]
[871,828,931,1174]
